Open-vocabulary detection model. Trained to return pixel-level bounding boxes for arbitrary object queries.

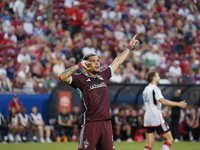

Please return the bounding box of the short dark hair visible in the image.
[83,53,97,60]
[146,71,157,83]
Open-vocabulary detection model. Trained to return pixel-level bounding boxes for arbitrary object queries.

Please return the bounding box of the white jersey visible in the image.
[10,114,19,127]
[18,113,29,127]
[0,113,4,126]
[30,113,43,125]
[143,83,165,127]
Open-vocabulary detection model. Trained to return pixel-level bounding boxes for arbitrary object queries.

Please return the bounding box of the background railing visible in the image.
[1,83,199,123]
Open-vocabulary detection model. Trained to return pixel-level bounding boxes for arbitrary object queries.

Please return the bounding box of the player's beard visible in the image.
[91,70,99,75]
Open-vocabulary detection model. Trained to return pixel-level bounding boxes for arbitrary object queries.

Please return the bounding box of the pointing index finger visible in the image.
[133,34,137,40]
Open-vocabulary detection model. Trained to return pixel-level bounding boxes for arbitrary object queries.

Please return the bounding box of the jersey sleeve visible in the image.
[8,102,12,109]
[69,74,82,89]
[29,115,34,122]
[100,66,114,81]
[57,114,62,122]
[155,87,164,101]
[0,113,4,124]
[69,114,73,120]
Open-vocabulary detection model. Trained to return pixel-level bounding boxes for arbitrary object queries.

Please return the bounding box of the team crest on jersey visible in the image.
[86,78,91,82]
[97,75,104,80]
[84,139,89,149]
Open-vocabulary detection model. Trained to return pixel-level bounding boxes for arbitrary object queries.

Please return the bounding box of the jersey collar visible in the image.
[85,73,97,78]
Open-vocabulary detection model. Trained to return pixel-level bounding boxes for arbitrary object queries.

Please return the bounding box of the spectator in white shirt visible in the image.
[0,62,7,76]
[169,60,182,83]
[53,59,65,76]
[27,5,36,22]
[23,17,33,34]
[9,0,15,9]
[13,0,25,17]
[4,26,17,43]
[154,28,167,44]
[64,0,74,8]
[17,47,31,63]
[0,16,11,32]
[109,5,122,22]
[114,25,125,41]
[110,68,123,83]
[17,60,30,80]
[178,4,190,17]
[82,38,96,55]
[102,6,111,20]
[183,17,197,33]
[135,18,145,34]
[129,2,141,18]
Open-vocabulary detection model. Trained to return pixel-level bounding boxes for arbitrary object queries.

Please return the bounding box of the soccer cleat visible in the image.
[56,136,61,143]
[72,135,76,142]
[22,136,27,142]
[190,137,194,142]
[126,137,133,142]
[63,135,68,142]
[116,138,121,142]
[174,138,179,143]
[4,135,8,142]
[8,133,14,142]
[33,136,37,142]
[15,134,22,142]
[40,138,45,143]
[46,138,52,143]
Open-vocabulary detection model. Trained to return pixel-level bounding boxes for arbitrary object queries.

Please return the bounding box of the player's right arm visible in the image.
[58,60,90,83]
[159,98,187,108]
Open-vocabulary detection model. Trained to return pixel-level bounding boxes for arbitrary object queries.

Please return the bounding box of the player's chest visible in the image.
[81,76,107,91]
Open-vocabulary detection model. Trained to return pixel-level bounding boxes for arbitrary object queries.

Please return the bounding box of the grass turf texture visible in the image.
[0,142,200,150]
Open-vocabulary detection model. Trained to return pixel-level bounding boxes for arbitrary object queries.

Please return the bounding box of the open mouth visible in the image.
[95,66,100,69]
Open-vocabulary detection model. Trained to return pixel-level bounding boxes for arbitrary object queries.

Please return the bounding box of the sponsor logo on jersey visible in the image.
[90,82,106,90]
[84,139,89,149]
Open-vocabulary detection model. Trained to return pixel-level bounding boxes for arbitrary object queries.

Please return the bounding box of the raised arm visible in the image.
[58,60,90,83]
[110,35,139,73]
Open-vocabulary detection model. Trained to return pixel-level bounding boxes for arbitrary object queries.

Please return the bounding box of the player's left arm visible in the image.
[110,35,139,73]
[159,98,187,108]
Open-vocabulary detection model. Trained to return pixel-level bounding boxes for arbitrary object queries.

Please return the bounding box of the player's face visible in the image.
[87,55,100,74]
[32,107,38,114]
[154,73,160,85]
[62,107,67,114]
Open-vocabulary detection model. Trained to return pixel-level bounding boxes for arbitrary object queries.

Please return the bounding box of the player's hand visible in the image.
[81,60,91,70]
[179,100,187,108]
[129,34,140,47]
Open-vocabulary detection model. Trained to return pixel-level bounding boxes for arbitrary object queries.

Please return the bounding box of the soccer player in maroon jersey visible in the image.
[58,35,139,150]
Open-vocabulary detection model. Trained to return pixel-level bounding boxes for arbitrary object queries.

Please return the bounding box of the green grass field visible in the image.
[0,141,200,150]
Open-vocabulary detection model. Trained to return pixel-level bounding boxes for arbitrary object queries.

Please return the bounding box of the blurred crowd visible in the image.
[1,0,200,93]
[0,91,199,143]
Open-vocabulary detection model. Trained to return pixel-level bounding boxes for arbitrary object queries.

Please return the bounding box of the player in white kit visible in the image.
[143,71,187,150]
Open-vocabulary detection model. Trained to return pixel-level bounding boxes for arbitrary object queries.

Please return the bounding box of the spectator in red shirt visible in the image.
[8,94,22,113]
[78,0,87,10]
[56,23,65,37]
[67,1,83,38]
[0,33,17,55]
[11,15,23,30]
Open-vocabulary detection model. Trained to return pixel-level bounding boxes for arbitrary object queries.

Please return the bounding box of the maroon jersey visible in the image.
[69,66,113,125]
